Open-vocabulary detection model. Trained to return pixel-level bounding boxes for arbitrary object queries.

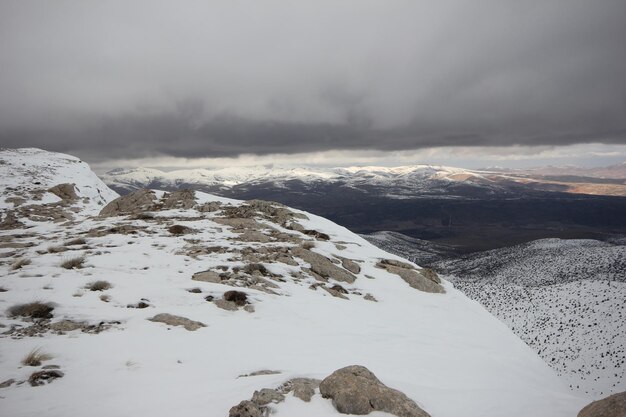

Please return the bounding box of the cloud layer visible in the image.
[1,1,625,159]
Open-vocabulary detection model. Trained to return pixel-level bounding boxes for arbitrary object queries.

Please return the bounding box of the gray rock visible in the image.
[251,388,285,406]
[377,262,444,294]
[160,189,196,210]
[229,400,264,417]
[337,256,361,274]
[99,189,157,217]
[0,378,15,388]
[47,183,78,201]
[291,247,357,284]
[148,313,206,331]
[291,378,320,402]
[192,270,223,283]
[29,370,64,387]
[578,391,626,417]
[214,299,239,311]
[319,365,431,417]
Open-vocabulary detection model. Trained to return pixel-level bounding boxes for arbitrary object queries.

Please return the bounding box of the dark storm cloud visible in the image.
[0,0,625,160]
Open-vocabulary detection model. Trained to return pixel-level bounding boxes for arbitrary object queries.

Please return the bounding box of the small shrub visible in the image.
[8,302,54,319]
[61,256,85,270]
[64,237,86,246]
[47,245,67,253]
[85,280,112,291]
[21,348,53,366]
[11,258,31,270]
[168,224,193,235]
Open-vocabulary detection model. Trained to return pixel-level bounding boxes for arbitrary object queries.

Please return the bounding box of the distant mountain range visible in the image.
[103,162,626,198]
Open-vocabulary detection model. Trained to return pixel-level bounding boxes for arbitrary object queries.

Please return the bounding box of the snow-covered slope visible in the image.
[0,149,584,417]
[432,238,626,399]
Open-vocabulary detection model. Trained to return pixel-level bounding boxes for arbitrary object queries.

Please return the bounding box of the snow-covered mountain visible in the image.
[365,231,626,399]
[0,148,585,417]
[103,162,626,199]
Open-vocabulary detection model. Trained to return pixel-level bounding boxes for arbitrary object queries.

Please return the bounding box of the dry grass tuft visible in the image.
[47,245,67,253]
[7,301,54,319]
[64,237,87,246]
[85,280,112,291]
[21,348,53,366]
[61,256,85,269]
[11,258,31,270]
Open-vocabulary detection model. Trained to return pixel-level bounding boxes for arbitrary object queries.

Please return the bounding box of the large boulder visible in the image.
[578,391,626,417]
[99,189,157,217]
[319,365,431,417]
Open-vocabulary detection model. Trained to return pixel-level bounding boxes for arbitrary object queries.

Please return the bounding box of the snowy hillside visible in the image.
[0,149,584,417]
[432,238,626,399]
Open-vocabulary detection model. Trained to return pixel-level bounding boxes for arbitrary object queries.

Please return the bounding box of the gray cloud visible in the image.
[0,0,625,161]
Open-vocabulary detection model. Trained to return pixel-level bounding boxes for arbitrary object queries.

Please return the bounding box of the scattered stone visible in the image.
[237,370,282,378]
[192,270,224,283]
[578,391,626,417]
[302,229,330,240]
[29,370,64,387]
[278,378,321,402]
[319,365,431,417]
[224,290,248,306]
[251,388,285,406]
[229,400,264,417]
[148,313,206,331]
[168,224,195,235]
[214,299,239,311]
[364,293,378,302]
[0,378,16,388]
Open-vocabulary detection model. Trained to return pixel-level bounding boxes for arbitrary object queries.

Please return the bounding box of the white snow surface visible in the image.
[0,149,585,417]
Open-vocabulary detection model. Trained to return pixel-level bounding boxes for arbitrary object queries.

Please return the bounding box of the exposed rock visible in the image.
[323,285,349,300]
[291,247,357,284]
[29,370,64,387]
[214,299,239,311]
[148,313,206,331]
[229,400,264,417]
[302,229,330,240]
[364,293,378,302]
[377,262,444,294]
[237,370,282,378]
[86,224,148,237]
[418,268,441,284]
[278,378,321,402]
[224,290,248,306]
[161,189,196,210]
[168,224,195,235]
[47,183,78,201]
[99,189,157,217]
[197,201,222,212]
[0,378,15,388]
[578,391,626,417]
[319,365,430,417]
[192,270,224,283]
[49,320,86,332]
[378,259,415,270]
[337,256,361,274]
[0,211,24,229]
[251,388,285,406]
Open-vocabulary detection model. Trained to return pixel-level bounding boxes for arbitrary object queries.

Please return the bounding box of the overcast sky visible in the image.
[1,1,625,168]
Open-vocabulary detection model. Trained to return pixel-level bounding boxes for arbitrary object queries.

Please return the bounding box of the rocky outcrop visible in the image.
[319,365,431,417]
[47,183,78,201]
[228,400,264,417]
[578,391,626,417]
[161,189,196,210]
[148,313,206,331]
[377,260,444,294]
[291,247,357,283]
[99,189,157,217]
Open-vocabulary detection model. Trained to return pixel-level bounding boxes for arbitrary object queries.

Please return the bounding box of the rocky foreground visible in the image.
[0,148,587,417]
